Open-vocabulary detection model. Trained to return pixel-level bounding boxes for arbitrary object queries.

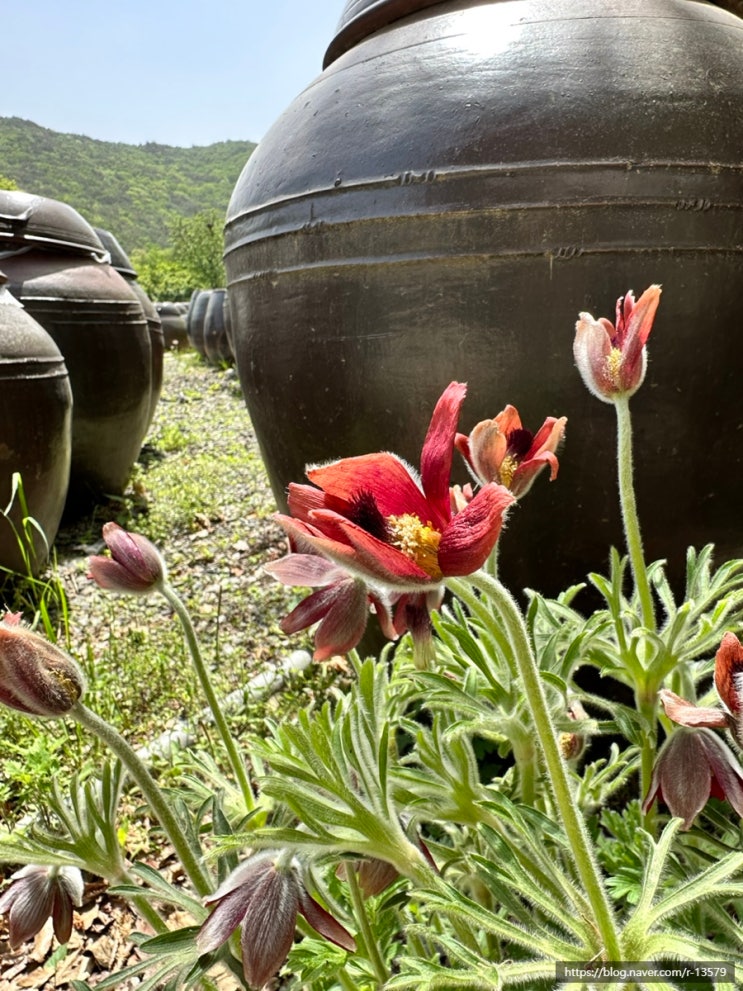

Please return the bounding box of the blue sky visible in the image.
[3,0,344,147]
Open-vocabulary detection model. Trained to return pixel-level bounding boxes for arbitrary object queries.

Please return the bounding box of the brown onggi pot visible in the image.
[0,273,72,575]
[186,289,210,357]
[0,192,154,508]
[203,288,233,365]
[2,250,152,508]
[225,0,743,596]
[156,302,189,349]
[95,227,164,430]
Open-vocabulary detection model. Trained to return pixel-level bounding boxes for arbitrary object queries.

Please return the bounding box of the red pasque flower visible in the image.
[642,725,743,829]
[0,865,84,948]
[275,383,515,591]
[197,853,355,989]
[0,613,86,718]
[574,284,662,402]
[454,405,567,498]
[264,553,397,660]
[88,522,166,595]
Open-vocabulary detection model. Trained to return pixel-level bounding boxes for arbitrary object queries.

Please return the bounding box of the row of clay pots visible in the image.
[186,288,234,366]
[155,301,189,350]
[0,190,163,575]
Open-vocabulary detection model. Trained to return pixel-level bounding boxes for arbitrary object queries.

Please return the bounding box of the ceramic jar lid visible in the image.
[0,190,107,259]
[323,0,445,66]
[323,0,743,66]
[94,227,138,279]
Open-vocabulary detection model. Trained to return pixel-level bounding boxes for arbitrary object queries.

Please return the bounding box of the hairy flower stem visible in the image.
[345,864,388,986]
[638,692,658,834]
[70,702,212,898]
[160,583,256,813]
[447,573,622,961]
[614,395,656,632]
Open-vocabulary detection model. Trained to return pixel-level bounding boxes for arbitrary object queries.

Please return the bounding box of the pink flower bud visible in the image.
[88,522,166,595]
[574,285,661,402]
[0,614,86,717]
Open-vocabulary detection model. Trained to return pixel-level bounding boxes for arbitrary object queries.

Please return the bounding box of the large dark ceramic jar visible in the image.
[95,227,164,430]
[0,273,72,575]
[225,0,743,595]
[0,191,153,508]
[186,289,210,357]
[203,288,233,365]
[156,301,189,349]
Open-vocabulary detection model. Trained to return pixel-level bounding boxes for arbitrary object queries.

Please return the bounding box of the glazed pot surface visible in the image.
[2,251,153,508]
[226,0,743,595]
[0,278,72,573]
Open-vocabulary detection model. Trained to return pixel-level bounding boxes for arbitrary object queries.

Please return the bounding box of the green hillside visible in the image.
[0,117,256,252]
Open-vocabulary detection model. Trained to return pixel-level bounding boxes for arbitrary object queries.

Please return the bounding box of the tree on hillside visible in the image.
[129,245,195,302]
[0,174,18,190]
[131,209,227,301]
[170,209,226,289]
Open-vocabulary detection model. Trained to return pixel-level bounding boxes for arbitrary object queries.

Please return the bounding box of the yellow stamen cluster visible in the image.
[499,454,519,489]
[387,514,443,579]
[606,346,623,387]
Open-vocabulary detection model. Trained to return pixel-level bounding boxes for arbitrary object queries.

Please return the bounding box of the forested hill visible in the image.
[0,117,256,251]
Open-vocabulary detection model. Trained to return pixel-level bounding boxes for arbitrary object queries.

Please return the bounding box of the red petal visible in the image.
[659,689,730,728]
[493,405,522,435]
[310,510,435,587]
[308,453,431,522]
[509,451,559,498]
[51,887,73,945]
[715,632,743,714]
[313,582,371,660]
[240,882,298,989]
[466,419,508,485]
[278,579,371,660]
[573,313,615,402]
[453,432,471,465]
[526,416,567,459]
[298,891,356,952]
[657,731,712,829]
[699,729,743,818]
[419,382,466,529]
[438,483,515,576]
[619,284,661,390]
[265,554,344,587]
[287,483,332,523]
[197,885,250,953]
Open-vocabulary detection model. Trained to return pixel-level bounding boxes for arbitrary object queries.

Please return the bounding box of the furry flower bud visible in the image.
[574,285,661,402]
[0,614,86,717]
[88,522,166,594]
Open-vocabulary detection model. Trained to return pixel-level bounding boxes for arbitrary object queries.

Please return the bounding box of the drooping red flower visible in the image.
[574,284,662,402]
[0,865,84,948]
[275,383,515,591]
[455,405,567,498]
[264,553,397,660]
[88,522,166,595]
[197,853,355,989]
[642,725,743,829]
